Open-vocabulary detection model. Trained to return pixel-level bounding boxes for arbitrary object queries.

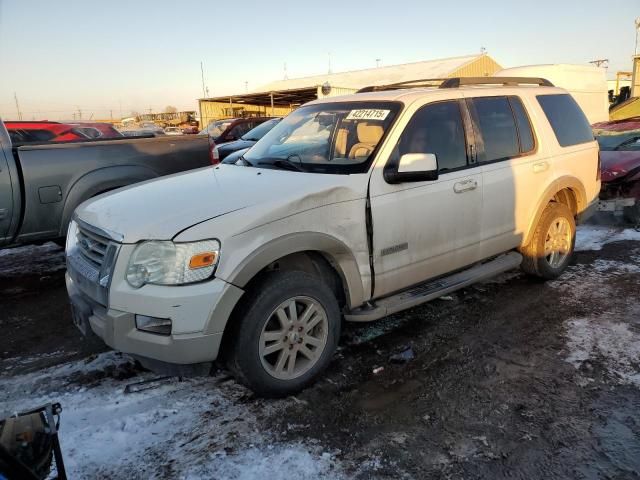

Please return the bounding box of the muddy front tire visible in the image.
[520,202,576,280]
[226,271,341,398]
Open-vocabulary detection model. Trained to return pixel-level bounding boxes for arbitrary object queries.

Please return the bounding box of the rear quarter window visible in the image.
[536,94,594,147]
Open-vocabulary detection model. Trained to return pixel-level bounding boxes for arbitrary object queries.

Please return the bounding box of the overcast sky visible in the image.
[0,0,636,120]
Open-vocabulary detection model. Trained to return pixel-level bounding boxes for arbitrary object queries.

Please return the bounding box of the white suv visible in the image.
[66,77,600,397]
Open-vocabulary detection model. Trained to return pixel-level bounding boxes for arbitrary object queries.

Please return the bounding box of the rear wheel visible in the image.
[520,202,575,280]
[226,270,341,397]
[623,201,640,226]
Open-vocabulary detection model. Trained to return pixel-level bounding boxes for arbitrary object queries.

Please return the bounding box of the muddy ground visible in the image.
[1,226,640,479]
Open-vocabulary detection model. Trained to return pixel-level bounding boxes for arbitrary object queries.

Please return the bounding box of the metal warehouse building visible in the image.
[198,53,502,129]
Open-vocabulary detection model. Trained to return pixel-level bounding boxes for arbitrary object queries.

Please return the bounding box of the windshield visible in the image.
[596,131,640,152]
[241,118,281,141]
[206,120,234,137]
[243,101,400,174]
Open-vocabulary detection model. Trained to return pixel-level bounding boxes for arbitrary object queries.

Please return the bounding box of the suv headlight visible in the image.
[126,239,220,288]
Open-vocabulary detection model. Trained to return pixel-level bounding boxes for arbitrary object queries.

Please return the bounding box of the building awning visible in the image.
[198,86,319,107]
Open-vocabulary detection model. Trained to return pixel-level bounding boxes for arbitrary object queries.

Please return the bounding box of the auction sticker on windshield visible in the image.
[345,109,390,121]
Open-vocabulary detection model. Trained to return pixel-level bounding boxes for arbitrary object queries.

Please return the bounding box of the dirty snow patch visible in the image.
[565,315,640,387]
[575,225,640,252]
[0,242,65,276]
[0,352,345,479]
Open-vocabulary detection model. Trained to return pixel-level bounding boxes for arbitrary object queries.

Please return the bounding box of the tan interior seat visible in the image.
[335,128,348,158]
[349,122,384,159]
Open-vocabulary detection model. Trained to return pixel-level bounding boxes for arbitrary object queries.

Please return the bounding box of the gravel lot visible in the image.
[1,225,640,479]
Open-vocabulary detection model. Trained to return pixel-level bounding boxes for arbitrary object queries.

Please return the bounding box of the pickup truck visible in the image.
[65,77,600,397]
[0,119,209,248]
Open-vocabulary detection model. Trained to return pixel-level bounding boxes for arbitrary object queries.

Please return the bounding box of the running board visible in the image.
[345,252,522,322]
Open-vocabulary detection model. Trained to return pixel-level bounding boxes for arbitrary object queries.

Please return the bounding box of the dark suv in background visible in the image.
[202,117,274,164]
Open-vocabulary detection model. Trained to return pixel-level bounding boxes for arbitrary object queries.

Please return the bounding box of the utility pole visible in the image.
[284,62,288,80]
[13,93,22,120]
[76,106,82,120]
[636,17,640,55]
[245,81,248,93]
[589,59,609,68]
[200,61,207,98]
[375,58,381,68]
[328,52,332,74]
[110,109,113,120]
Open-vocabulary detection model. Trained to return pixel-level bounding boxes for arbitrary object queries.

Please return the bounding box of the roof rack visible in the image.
[356,76,554,93]
[356,78,449,93]
[439,77,554,88]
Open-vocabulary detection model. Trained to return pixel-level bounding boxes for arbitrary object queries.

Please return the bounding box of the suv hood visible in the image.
[75,165,365,243]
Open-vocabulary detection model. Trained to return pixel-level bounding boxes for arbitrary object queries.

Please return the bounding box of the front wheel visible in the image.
[226,271,341,397]
[520,202,576,280]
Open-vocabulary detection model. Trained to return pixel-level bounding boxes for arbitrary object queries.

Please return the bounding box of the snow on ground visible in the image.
[0,352,344,479]
[0,242,66,276]
[575,225,640,252]
[551,226,640,388]
[565,314,640,387]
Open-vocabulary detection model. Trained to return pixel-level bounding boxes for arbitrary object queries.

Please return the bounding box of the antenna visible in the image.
[589,59,609,68]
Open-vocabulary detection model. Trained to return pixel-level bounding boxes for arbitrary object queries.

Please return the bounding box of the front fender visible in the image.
[221,231,367,309]
[59,165,159,237]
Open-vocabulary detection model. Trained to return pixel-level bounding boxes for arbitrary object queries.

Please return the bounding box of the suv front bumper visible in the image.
[66,272,244,365]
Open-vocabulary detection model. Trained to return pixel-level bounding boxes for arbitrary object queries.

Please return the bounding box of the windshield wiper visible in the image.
[228,154,253,167]
[257,157,306,172]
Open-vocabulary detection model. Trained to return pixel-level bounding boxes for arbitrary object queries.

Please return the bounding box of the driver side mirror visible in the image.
[385,153,439,184]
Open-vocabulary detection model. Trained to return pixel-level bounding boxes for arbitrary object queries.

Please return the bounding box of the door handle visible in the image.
[533,161,549,173]
[453,179,478,193]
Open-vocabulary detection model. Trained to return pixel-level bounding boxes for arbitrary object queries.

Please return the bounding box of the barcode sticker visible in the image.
[345,109,390,121]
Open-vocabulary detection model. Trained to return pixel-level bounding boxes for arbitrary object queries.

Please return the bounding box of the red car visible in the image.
[68,122,123,139]
[5,121,90,144]
[595,118,640,224]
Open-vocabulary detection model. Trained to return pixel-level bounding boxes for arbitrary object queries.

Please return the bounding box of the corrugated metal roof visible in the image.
[255,54,493,92]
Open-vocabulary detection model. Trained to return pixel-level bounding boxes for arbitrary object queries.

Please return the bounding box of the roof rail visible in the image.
[356,78,449,93]
[439,77,554,88]
[356,76,554,94]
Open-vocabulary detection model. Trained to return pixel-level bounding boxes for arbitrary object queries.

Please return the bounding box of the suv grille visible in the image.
[76,227,110,269]
[68,221,121,307]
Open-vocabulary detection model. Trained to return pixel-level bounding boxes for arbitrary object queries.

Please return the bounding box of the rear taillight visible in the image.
[597,151,601,181]
[208,141,219,165]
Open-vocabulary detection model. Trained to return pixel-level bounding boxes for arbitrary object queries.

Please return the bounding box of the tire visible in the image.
[520,202,576,280]
[226,270,341,398]
[623,201,640,226]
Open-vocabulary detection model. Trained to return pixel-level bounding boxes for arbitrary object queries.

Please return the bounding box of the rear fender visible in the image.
[59,165,158,237]
[523,176,587,246]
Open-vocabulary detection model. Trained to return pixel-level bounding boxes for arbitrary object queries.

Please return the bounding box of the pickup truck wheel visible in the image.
[520,202,575,280]
[623,201,640,226]
[227,271,340,397]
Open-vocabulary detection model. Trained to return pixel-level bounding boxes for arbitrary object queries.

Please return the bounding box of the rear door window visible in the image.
[537,94,593,147]
[468,96,519,162]
[508,96,535,153]
[395,100,468,172]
